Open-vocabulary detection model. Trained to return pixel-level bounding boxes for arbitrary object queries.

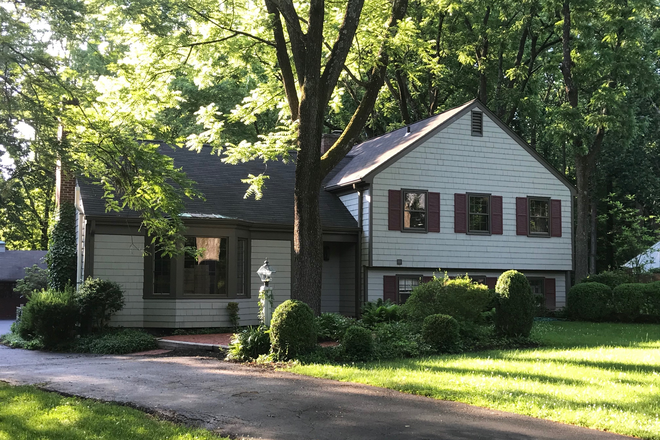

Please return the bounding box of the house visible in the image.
[624,241,660,272]
[0,241,47,319]
[71,99,574,328]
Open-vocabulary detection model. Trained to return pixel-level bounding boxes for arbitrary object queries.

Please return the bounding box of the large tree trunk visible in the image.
[574,154,590,281]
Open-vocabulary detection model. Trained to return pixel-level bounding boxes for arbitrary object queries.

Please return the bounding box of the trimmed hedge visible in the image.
[566,282,612,322]
[612,283,645,322]
[270,300,317,360]
[342,326,374,361]
[421,314,460,352]
[580,270,633,289]
[645,282,660,318]
[494,270,534,337]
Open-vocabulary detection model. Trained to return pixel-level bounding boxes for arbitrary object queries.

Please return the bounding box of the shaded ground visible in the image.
[0,345,633,440]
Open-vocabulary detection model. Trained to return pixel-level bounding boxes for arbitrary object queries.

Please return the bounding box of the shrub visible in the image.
[421,314,460,352]
[13,265,48,298]
[402,275,492,327]
[360,299,401,328]
[612,283,645,322]
[315,313,355,342]
[17,288,78,348]
[494,270,535,337]
[77,278,125,333]
[75,329,157,354]
[45,203,77,291]
[227,302,240,328]
[373,321,432,360]
[342,325,374,361]
[226,326,270,361]
[270,300,317,360]
[566,282,613,321]
[580,270,633,289]
[644,282,660,318]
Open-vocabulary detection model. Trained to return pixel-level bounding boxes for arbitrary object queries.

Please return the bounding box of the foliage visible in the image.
[0,383,231,440]
[269,300,317,360]
[494,271,534,337]
[13,264,48,298]
[0,332,45,350]
[77,278,125,333]
[17,288,78,348]
[580,270,633,290]
[45,203,77,291]
[644,282,660,318]
[566,282,613,322]
[341,326,374,362]
[74,329,157,354]
[226,326,270,362]
[258,288,274,325]
[421,314,460,352]
[315,313,355,342]
[227,302,240,328]
[360,299,401,328]
[402,275,493,327]
[373,321,433,360]
[611,284,645,322]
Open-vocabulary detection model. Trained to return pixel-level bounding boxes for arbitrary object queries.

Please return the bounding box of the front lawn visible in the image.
[0,383,229,440]
[289,321,660,439]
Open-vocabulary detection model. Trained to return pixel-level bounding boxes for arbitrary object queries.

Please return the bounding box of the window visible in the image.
[398,276,421,304]
[184,236,228,296]
[468,194,490,233]
[403,190,427,231]
[153,251,171,295]
[471,111,483,136]
[529,197,550,236]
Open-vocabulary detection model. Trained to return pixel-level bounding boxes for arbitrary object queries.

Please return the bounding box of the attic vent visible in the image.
[471,111,483,136]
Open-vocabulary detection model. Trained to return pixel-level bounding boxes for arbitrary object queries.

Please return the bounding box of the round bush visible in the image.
[316,313,355,342]
[270,300,317,360]
[18,289,78,348]
[421,314,460,352]
[494,270,535,337]
[612,283,645,322]
[644,282,660,318]
[342,325,374,361]
[77,278,125,333]
[566,282,613,321]
[580,271,632,289]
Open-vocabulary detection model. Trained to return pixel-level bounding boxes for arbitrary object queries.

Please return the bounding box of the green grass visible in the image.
[288,321,660,439]
[0,383,229,440]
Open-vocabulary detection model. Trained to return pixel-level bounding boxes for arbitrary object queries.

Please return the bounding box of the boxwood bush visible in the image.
[580,270,633,289]
[494,270,535,337]
[421,314,460,352]
[644,282,660,318]
[270,300,317,360]
[566,282,613,321]
[342,325,374,361]
[612,283,645,322]
[17,288,78,348]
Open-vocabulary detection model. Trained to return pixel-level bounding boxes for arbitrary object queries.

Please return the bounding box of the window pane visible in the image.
[154,251,171,294]
[469,213,489,232]
[530,200,549,217]
[528,279,544,296]
[530,217,549,233]
[404,192,426,211]
[184,237,228,295]
[469,196,488,214]
[404,212,426,229]
[398,277,420,304]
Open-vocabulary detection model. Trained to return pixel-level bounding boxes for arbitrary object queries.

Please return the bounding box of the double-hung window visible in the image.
[397,276,421,304]
[468,194,490,234]
[529,197,550,236]
[403,190,427,231]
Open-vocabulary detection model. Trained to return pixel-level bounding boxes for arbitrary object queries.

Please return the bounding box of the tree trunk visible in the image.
[574,154,590,282]
[590,189,597,274]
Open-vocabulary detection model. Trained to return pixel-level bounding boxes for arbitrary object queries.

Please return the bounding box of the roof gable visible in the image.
[0,250,47,282]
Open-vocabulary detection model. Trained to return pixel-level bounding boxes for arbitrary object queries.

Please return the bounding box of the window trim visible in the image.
[467,193,491,235]
[401,189,429,233]
[528,196,551,238]
[396,274,423,304]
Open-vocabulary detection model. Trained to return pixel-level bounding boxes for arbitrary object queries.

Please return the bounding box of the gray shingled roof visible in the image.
[78,143,358,230]
[0,250,47,282]
[325,101,474,189]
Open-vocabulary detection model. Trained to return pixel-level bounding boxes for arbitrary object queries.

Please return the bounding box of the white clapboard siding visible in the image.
[362,188,371,267]
[94,235,145,328]
[251,239,292,309]
[372,111,572,271]
[339,192,359,222]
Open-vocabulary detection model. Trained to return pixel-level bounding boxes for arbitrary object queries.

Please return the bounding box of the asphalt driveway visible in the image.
[0,346,632,440]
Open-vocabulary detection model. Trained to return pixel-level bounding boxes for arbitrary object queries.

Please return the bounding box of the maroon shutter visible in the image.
[388,190,402,231]
[551,199,562,237]
[485,277,498,289]
[544,278,556,310]
[491,195,503,234]
[422,276,433,284]
[428,192,440,232]
[384,276,397,302]
[516,197,528,235]
[454,193,467,233]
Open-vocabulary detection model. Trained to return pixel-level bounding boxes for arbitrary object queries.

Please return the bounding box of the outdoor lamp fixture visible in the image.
[257,258,275,286]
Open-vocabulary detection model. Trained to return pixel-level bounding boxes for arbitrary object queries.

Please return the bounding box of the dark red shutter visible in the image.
[422,276,433,284]
[388,190,402,231]
[428,192,440,232]
[454,193,467,233]
[384,276,397,302]
[516,197,528,236]
[485,277,498,289]
[551,199,562,237]
[544,278,556,310]
[491,195,503,234]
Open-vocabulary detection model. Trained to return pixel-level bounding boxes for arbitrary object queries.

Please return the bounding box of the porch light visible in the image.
[257,258,275,286]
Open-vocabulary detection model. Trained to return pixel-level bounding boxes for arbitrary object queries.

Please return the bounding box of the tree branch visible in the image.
[268,0,307,84]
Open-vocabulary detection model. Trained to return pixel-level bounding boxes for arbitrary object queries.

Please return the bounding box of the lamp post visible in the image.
[257,259,276,326]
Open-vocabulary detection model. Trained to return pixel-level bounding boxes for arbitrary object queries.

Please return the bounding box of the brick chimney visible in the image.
[321,131,342,155]
[55,159,76,209]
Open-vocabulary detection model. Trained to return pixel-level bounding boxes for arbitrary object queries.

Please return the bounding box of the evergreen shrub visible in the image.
[315,313,355,342]
[580,270,633,289]
[612,283,645,322]
[270,300,317,360]
[17,288,78,348]
[373,321,432,360]
[77,278,125,333]
[644,282,660,318]
[494,270,535,337]
[421,314,460,352]
[566,282,613,321]
[342,325,374,361]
